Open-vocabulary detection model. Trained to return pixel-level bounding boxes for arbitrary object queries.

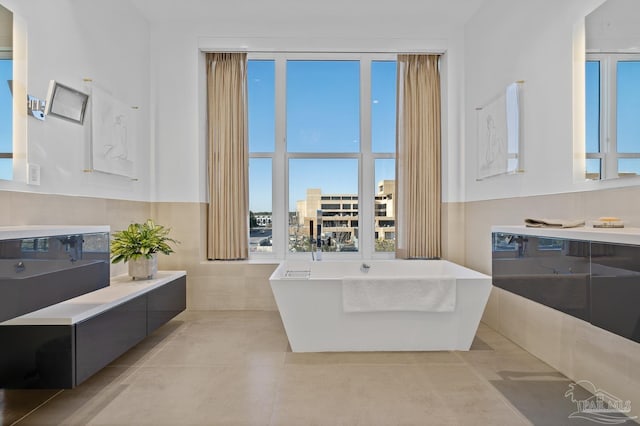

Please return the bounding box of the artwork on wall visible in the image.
[89,84,136,178]
[476,81,523,180]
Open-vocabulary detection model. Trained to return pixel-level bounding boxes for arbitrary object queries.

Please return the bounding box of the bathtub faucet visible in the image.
[313,210,323,261]
[360,263,370,273]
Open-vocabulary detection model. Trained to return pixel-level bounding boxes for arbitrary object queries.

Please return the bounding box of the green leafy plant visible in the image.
[110,219,179,264]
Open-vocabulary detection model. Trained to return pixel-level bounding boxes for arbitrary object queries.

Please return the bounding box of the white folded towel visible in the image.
[342,276,456,313]
[524,218,585,228]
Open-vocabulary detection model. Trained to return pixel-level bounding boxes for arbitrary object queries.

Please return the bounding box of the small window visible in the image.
[372,61,397,153]
[249,158,273,253]
[287,60,360,153]
[586,54,640,179]
[616,61,640,155]
[248,60,275,152]
[375,159,395,252]
[289,158,358,253]
[321,204,341,210]
[0,4,12,181]
[248,60,275,254]
[585,60,601,180]
[0,58,12,180]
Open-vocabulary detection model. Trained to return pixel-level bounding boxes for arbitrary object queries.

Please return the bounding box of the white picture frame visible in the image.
[45,80,89,124]
[89,85,136,178]
[476,82,523,180]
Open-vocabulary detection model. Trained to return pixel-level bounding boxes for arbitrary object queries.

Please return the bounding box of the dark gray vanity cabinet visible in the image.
[0,325,75,388]
[0,228,186,389]
[75,296,147,385]
[492,232,640,343]
[590,243,640,342]
[147,275,187,334]
[492,235,591,321]
[0,274,186,389]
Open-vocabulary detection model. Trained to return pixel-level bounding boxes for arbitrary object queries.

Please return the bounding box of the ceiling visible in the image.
[129,0,486,28]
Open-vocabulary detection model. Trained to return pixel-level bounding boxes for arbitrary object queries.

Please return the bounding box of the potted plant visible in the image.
[110,219,178,280]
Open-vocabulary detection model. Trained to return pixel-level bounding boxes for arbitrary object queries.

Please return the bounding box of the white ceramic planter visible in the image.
[128,253,158,280]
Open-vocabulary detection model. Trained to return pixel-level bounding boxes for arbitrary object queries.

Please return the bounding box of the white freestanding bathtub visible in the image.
[269,259,492,352]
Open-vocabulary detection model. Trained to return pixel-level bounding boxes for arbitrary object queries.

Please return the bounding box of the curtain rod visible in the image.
[199,48,444,55]
[586,49,640,54]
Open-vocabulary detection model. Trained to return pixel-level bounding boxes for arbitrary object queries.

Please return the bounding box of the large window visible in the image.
[586,54,640,179]
[248,54,397,258]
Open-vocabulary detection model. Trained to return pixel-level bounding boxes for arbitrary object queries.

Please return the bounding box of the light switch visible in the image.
[28,163,40,185]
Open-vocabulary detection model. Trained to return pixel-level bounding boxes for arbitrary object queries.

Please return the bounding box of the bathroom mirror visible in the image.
[0,3,12,181]
[585,0,640,180]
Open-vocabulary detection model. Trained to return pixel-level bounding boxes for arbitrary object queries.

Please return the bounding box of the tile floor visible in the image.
[1,311,636,425]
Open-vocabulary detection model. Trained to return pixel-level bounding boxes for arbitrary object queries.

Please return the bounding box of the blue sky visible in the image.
[585,61,599,155]
[248,59,397,212]
[0,60,12,180]
[616,62,640,154]
[287,61,360,153]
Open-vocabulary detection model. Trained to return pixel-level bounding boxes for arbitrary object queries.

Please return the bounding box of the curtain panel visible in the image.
[206,52,249,260]
[395,54,442,259]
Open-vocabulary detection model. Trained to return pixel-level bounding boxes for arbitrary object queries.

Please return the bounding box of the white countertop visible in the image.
[0,270,186,326]
[0,225,110,241]
[492,225,640,246]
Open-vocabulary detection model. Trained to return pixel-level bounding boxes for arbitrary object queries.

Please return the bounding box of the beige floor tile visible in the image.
[15,367,137,426]
[88,365,280,425]
[4,311,628,426]
[270,364,450,426]
[145,336,286,367]
[140,311,288,368]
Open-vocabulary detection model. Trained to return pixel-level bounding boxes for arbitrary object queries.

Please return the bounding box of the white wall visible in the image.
[463,0,640,203]
[586,0,640,51]
[8,0,632,207]
[0,0,152,202]
[149,18,469,203]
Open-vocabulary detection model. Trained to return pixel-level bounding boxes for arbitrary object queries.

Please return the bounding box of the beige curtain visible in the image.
[395,54,441,259]
[206,52,249,260]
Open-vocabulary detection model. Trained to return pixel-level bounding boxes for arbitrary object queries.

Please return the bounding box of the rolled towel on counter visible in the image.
[524,218,585,228]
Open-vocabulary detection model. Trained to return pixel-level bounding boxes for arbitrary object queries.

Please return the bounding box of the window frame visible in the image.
[586,52,640,180]
[248,52,396,260]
